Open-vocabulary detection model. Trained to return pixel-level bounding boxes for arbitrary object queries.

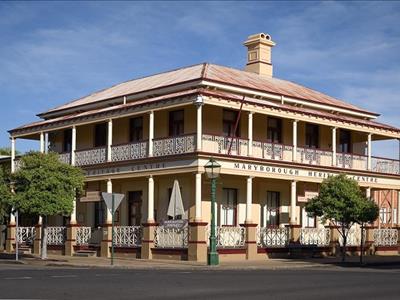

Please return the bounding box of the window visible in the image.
[305,124,319,148]
[63,129,72,152]
[94,123,107,147]
[169,110,184,136]
[267,118,282,143]
[128,191,142,226]
[339,129,351,153]
[129,117,143,142]
[262,191,280,227]
[302,207,315,228]
[221,188,237,226]
[223,109,239,137]
[94,201,106,227]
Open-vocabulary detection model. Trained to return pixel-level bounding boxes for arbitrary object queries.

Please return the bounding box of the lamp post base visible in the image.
[208,251,219,266]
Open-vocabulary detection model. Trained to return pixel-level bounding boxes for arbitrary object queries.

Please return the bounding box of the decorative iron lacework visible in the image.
[373,228,398,246]
[297,147,324,165]
[75,147,106,166]
[76,227,92,245]
[339,227,365,246]
[300,228,330,247]
[153,135,196,157]
[154,226,188,248]
[208,226,246,248]
[372,157,400,175]
[58,153,71,164]
[111,142,147,162]
[257,227,290,248]
[46,226,66,245]
[113,226,142,247]
[202,134,248,155]
[16,227,35,245]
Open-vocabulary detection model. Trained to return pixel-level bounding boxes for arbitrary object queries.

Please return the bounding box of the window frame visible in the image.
[267,117,282,144]
[222,109,240,137]
[94,123,107,147]
[169,110,184,137]
[129,116,144,142]
[305,123,319,149]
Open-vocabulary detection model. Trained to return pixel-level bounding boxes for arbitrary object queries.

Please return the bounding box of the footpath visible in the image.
[2,253,400,270]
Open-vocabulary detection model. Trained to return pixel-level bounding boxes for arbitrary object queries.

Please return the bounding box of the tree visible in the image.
[305,174,378,262]
[0,166,12,224]
[355,198,379,265]
[11,152,84,259]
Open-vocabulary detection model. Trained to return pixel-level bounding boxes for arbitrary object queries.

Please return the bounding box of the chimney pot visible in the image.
[244,32,276,77]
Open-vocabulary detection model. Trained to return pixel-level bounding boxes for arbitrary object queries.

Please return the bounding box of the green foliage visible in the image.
[305,174,373,226]
[0,167,12,223]
[0,147,21,156]
[12,151,85,217]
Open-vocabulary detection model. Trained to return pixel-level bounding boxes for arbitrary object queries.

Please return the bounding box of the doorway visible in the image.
[128,191,143,226]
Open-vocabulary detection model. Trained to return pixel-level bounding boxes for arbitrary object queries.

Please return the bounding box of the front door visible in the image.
[128,191,142,226]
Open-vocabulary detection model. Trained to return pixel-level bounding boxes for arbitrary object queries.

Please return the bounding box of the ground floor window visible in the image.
[220,188,237,226]
[94,201,106,227]
[261,191,280,227]
[128,191,142,226]
[302,206,315,228]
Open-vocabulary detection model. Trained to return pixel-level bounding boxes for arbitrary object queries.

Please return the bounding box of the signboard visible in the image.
[102,192,124,214]
[298,191,319,203]
[162,219,188,229]
[80,191,101,203]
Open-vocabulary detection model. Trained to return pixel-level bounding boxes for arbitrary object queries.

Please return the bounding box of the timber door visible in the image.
[128,191,143,226]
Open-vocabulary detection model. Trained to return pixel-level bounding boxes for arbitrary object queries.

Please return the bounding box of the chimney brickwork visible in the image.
[244,33,276,77]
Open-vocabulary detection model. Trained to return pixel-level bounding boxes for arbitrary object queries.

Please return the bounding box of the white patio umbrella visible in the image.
[167,180,185,219]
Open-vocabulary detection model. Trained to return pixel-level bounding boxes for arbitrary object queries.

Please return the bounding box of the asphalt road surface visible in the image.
[0,265,400,299]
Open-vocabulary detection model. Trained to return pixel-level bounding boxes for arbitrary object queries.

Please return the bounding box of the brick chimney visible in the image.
[244,33,276,77]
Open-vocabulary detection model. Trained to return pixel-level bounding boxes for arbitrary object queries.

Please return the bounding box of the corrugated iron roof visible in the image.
[40,63,377,117]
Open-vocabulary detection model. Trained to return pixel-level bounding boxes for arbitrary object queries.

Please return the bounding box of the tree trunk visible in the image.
[360,223,364,265]
[341,225,346,262]
[40,216,47,260]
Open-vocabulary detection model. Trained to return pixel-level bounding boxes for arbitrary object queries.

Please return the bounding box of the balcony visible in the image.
[14,133,397,176]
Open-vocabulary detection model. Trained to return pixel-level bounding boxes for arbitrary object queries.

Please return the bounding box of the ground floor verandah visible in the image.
[3,172,400,262]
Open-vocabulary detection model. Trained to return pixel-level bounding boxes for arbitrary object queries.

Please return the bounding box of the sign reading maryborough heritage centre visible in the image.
[232,162,379,183]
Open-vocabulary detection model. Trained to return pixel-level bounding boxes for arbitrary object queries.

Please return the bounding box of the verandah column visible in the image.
[195,96,203,152]
[148,111,154,157]
[292,120,298,162]
[6,137,16,252]
[332,127,337,166]
[288,180,301,243]
[107,119,113,162]
[34,138,46,255]
[71,126,76,166]
[101,179,113,257]
[243,176,258,260]
[248,112,253,156]
[141,176,156,259]
[65,196,78,256]
[188,172,208,262]
[367,133,372,171]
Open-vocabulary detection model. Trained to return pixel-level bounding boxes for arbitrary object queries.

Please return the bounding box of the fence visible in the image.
[113,226,142,247]
[154,226,188,248]
[300,228,331,246]
[257,227,290,248]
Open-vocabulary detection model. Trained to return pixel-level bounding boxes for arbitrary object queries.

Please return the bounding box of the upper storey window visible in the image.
[305,124,319,149]
[267,117,282,144]
[223,109,239,137]
[130,117,143,142]
[94,123,107,147]
[63,129,72,152]
[339,129,352,153]
[169,110,184,137]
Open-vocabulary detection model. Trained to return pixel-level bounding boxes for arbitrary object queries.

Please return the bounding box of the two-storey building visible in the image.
[6,33,400,261]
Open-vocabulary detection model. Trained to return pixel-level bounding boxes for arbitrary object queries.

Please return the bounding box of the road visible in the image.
[0,265,399,299]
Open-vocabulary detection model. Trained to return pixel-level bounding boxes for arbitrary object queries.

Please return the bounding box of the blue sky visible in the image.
[1,1,399,157]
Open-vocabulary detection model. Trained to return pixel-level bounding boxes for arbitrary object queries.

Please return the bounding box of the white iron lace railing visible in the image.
[46,226,66,245]
[111,142,148,162]
[75,147,106,166]
[336,153,367,170]
[76,227,92,246]
[154,226,188,248]
[58,152,71,164]
[372,157,400,175]
[16,227,35,245]
[300,228,331,247]
[215,226,246,248]
[153,134,196,157]
[252,141,292,161]
[257,227,290,248]
[113,226,142,247]
[373,228,398,246]
[202,134,248,156]
[339,227,365,246]
[297,147,332,166]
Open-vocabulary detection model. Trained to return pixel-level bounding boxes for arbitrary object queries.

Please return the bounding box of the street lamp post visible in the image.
[204,158,221,266]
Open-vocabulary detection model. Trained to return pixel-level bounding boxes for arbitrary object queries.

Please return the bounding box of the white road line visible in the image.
[3,276,32,280]
[50,275,78,278]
